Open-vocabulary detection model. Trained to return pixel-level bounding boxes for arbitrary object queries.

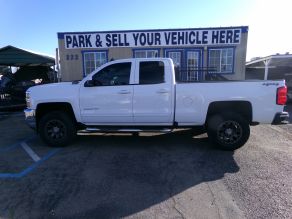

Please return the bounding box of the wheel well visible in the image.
[206,101,252,124]
[36,102,77,130]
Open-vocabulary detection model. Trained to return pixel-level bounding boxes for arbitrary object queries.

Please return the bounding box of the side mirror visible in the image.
[84,80,95,87]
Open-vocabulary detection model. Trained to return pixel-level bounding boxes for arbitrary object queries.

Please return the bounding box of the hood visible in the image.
[28,82,77,93]
[28,82,80,108]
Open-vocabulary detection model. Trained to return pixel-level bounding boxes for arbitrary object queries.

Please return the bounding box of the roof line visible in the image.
[57,26,249,39]
[0,45,55,66]
[246,54,292,65]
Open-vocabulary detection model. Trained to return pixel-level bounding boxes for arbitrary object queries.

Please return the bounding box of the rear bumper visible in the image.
[288,93,292,102]
[272,112,289,125]
[24,108,36,130]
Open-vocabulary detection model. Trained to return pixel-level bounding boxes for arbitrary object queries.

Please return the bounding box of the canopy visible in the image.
[246,54,292,80]
[0,45,55,67]
[246,54,292,68]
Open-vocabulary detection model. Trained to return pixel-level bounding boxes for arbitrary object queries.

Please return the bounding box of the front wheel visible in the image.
[39,111,76,147]
[207,112,250,151]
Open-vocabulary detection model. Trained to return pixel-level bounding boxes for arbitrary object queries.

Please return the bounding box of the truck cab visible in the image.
[79,58,175,125]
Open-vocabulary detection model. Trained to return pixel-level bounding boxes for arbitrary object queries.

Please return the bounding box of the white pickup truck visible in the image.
[24,58,289,150]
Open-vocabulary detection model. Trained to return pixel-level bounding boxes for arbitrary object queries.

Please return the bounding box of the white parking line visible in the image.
[21,142,41,162]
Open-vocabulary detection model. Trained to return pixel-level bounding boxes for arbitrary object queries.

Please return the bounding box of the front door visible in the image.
[79,62,134,124]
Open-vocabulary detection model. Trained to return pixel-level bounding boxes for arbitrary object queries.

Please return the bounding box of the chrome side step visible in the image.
[79,127,172,134]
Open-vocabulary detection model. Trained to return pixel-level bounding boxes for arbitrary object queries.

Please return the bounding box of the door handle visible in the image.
[156,89,169,94]
[118,90,131,94]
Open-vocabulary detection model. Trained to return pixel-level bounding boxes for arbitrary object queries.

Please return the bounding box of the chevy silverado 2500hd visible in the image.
[24,58,289,150]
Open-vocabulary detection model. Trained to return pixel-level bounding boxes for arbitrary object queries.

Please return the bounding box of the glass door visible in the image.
[186,51,200,81]
[166,49,202,81]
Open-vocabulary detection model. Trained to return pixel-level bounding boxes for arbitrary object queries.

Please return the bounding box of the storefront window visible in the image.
[83,51,107,76]
[167,51,181,67]
[208,48,234,73]
[134,50,159,58]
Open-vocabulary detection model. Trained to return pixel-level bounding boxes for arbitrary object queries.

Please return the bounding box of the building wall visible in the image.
[233,32,248,80]
[58,40,83,81]
[58,26,248,81]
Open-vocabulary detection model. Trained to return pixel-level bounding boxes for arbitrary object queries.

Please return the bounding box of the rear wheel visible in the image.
[207,112,250,150]
[39,111,76,147]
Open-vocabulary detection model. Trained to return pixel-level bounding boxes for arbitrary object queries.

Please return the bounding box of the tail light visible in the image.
[276,86,287,105]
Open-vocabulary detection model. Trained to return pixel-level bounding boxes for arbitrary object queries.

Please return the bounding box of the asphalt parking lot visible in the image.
[0,105,291,219]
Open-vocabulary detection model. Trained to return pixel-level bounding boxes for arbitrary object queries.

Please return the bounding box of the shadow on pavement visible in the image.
[0,129,239,219]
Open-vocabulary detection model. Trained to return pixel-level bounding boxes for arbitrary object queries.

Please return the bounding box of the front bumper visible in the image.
[24,108,36,130]
[272,112,289,125]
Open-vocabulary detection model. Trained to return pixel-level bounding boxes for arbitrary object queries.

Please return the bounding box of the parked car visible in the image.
[0,66,54,104]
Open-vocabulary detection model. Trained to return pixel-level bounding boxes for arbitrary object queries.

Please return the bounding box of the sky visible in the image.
[0,0,291,61]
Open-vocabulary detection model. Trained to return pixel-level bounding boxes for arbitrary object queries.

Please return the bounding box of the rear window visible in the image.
[139,61,165,84]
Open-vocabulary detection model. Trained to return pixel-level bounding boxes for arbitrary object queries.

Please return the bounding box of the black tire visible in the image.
[39,111,76,147]
[207,112,250,151]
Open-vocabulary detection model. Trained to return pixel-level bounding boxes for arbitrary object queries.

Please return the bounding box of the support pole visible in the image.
[55,48,61,82]
[53,64,56,82]
[263,59,271,80]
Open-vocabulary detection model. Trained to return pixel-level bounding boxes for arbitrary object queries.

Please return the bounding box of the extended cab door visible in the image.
[79,61,134,124]
[133,59,175,125]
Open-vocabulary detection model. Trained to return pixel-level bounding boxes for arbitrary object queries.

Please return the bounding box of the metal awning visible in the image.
[246,54,292,80]
[0,45,55,67]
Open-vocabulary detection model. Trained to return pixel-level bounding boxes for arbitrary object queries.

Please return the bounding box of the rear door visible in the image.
[132,60,174,124]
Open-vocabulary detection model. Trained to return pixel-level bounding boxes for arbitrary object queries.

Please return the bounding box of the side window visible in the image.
[208,48,234,73]
[83,51,107,76]
[92,62,131,86]
[139,61,165,84]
